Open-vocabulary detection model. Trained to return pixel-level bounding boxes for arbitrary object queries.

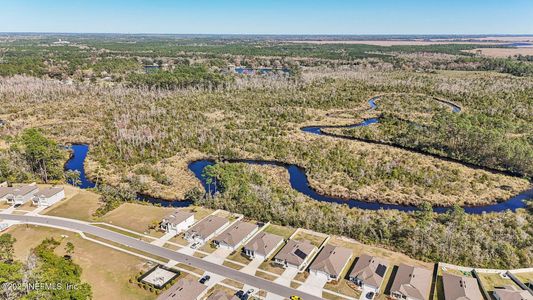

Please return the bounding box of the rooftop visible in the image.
[156,278,207,300]
[186,215,229,239]
[274,239,317,267]
[442,273,483,300]
[243,231,284,257]
[214,221,258,247]
[390,264,433,300]
[163,210,194,225]
[35,187,64,198]
[0,185,38,197]
[349,253,389,288]
[309,244,352,277]
[493,285,533,300]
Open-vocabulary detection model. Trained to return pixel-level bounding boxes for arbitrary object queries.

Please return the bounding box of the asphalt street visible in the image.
[0,213,323,300]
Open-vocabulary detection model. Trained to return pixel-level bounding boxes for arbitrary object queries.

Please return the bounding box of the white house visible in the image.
[5,184,39,205]
[160,211,195,235]
[32,187,65,207]
[212,221,259,251]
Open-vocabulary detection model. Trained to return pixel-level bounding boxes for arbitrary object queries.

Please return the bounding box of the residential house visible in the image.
[309,244,353,282]
[156,278,207,300]
[212,221,259,251]
[242,232,284,261]
[160,211,195,235]
[274,239,318,271]
[32,187,65,207]
[349,254,389,293]
[390,264,432,300]
[442,273,483,300]
[493,285,533,300]
[184,215,229,244]
[5,184,39,205]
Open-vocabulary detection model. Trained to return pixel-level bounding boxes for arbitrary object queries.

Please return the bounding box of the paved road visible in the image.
[0,213,323,300]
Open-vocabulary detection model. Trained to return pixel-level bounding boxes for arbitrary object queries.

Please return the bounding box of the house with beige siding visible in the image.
[32,187,65,207]
[160,211,195,235]
[3,184,39,205]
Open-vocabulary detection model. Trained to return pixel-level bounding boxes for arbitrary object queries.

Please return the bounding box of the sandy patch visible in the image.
[464,47,533,57]
[287,40,504,46]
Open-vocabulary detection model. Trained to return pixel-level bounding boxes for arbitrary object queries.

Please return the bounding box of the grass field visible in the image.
[44,188,101,221]
[263,223,296,239]
[5,225,156,300]
[328,236,432,269]
[477,273,519,292]
[291,230,328,247]
[100,203,212,236]
[513,272,533,284]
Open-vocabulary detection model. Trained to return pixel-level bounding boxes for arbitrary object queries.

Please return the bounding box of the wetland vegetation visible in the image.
[1,34,532,268]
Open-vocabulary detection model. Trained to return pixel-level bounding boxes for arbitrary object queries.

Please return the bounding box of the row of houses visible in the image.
[0,183,65,207]
[159,210,533,300]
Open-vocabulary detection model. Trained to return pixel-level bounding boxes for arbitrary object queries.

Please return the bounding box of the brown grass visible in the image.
[324,280,362,299]
[44,187,101,221]
[292,230,328,247]
[328,236,433,269]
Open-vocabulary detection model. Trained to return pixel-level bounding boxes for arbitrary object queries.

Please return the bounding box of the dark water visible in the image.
[65,144,192,208]
[66,144,532,214]
[64,96,531,214]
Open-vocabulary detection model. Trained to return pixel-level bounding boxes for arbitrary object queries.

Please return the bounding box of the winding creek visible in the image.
[65,96,533,214]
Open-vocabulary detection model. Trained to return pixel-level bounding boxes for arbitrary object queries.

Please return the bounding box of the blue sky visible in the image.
[1,0,532,34]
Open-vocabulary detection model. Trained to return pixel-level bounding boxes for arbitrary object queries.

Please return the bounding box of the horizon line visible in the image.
[1,32,533,37]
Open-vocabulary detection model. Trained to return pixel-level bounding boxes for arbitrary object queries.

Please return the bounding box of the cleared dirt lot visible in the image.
[465,47,533,57]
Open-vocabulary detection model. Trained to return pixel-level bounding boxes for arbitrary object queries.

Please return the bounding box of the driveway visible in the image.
[0,213,323,300]
[240,257,263,275]
[205,248,233,264]
[274,267,299,286]
[297,272,329,297]
[150,232,175,247]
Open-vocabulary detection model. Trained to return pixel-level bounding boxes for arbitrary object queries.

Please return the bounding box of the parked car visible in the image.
[13,204,21,208]
[366,292,375,299]
[191,242,200,249]
[235,290,245,298]
[290,296,303,300]
[199,275,210,284]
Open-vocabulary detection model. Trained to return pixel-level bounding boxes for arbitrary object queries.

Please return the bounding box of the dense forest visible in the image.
[193,162,532,268]
[0,235,92,300]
